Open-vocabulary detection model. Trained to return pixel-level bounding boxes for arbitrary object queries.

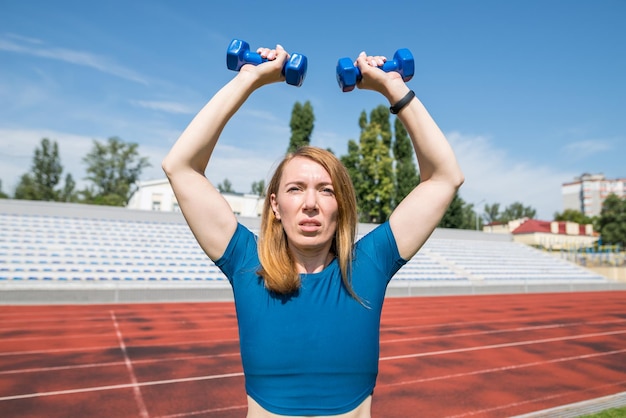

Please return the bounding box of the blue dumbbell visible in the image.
[336,48,414,92]
[226,39,308,87]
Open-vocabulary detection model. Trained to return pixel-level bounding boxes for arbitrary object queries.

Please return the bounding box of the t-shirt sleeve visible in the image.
[214,222,258,283]
[355,221,407,281]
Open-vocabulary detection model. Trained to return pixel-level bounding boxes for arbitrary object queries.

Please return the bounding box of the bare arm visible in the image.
[356,52,464,260]
[162,45,289,261]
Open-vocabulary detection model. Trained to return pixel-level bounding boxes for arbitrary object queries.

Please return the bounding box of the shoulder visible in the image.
[215,223,258,275]
[355,221,406,275]
[356,221,397,252]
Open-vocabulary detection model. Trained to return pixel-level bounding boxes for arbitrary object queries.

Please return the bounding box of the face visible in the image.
[270,156,338,254]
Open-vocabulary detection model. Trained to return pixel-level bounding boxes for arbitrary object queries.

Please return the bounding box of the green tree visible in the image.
[369,105,392,148]
[14,138,71,201]
[34,138,62,200]
[392,117,419,205]
[14,173,38,200]
[251,179,266,197]
[553,209,593,224]
[340,139,363,209]
[341,107,394,223]
[287,101,315,153]
[597,194,626,246]
[501,201,536,222]
[81,136,150,206]
[60,173,78,202]
[438,192,465,228]
[461,201,482,230]
[0,180,8,198]
[218,178,234,193]
[484,203,501,224]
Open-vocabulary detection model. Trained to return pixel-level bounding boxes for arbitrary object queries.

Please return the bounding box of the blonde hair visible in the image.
[257,146,359,299]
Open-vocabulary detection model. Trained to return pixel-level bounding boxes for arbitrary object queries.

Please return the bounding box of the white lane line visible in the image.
[111,310,149,418]
[155,404,248,418]
[380,329,626,361]
[0,325,238,344]
[0,372,244,402]
[381,316,626,333]
[381,319,626,344]
[448,380,626,418]
[380,348,626,388]
[0,352,240,375]
[0,337,240,357]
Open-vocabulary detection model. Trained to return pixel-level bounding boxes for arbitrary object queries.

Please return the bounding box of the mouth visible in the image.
[299,219,321,232]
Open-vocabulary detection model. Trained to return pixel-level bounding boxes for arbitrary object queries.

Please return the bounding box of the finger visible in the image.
[256,45,288,61]
[256,47,270,59]
[372,55,386,66]
[274,44,289,61]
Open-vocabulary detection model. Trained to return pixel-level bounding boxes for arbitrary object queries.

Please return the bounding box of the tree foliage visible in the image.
[484,203,501,224]
[0,180,8,199]
[251,179,266,197]
[218,178,234,193]
[81,136,150,206]
[60,173,78,202]
[438,192,466,228]
[392,118,419,205]
[502,201,537,222]
[597,194,626,246]
[288,101,315,153]
[13,138,74,201]
[341,107,394,223]
[481,201,537,224]
[553,209,593,225]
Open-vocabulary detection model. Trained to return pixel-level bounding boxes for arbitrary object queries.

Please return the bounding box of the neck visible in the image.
[292,248,335,274]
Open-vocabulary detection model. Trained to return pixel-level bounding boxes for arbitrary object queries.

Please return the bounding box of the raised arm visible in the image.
[356,52,464,260]
[162,45,289,261]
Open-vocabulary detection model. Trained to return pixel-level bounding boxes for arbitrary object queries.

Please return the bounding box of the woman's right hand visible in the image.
[238,44,290,87]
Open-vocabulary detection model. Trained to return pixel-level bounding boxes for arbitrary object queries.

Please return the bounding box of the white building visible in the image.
[562,173,626,217]
[127,178,264,217]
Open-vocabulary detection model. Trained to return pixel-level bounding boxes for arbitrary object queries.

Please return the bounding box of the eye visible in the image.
[287,186,302,193]
[321,187,335,196]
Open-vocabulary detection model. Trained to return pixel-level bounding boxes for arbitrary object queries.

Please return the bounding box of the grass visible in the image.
[581,406,626,417]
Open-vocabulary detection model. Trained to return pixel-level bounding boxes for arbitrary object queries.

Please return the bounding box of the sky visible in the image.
[1,0,624,220]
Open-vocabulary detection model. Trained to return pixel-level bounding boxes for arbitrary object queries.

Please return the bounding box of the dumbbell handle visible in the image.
[226,39,307,87]
[336,48,414,92]
[344,61,404,80]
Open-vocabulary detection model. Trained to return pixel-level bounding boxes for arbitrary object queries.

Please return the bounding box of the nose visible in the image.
[303,188,318,211]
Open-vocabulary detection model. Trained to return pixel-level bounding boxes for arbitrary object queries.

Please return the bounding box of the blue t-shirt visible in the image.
[215,221,406,415]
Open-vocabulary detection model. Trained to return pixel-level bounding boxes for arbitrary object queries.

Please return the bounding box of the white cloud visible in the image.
[0,127,280,198]
[447,131,576,220]
[0,128,95,192]
[131,100,195,114]
[5,33,44,45]
[562,139,612,159]
[0,125,578,221]
[0,35,148,84]
[241,108,283,123]
[204,144,282,193]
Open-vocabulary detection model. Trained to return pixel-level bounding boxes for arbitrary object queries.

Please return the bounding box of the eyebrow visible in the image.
[283,180,334,188]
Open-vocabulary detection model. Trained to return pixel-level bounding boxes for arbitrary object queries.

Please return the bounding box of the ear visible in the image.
[270,193,281,220]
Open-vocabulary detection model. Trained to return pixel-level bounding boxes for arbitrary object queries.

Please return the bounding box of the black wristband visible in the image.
[389,90,415,114]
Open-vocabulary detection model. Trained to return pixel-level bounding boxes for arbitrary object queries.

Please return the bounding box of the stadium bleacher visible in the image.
[1,199,623,303]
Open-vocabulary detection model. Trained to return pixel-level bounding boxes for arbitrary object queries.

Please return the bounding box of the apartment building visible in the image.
[562,173,626,217]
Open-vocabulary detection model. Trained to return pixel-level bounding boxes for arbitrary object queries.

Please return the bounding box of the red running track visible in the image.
[0,291,625,418]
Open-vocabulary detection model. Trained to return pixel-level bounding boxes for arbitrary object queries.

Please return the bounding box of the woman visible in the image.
[162,44,463,417]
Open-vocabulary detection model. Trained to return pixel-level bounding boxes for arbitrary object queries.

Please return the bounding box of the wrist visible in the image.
[389,90,415,114]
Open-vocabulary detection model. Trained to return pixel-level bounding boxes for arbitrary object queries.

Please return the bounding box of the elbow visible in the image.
[453,171,465,190]
[443,163,464,191]
[161,156,173,179]
[161,153,181,180]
